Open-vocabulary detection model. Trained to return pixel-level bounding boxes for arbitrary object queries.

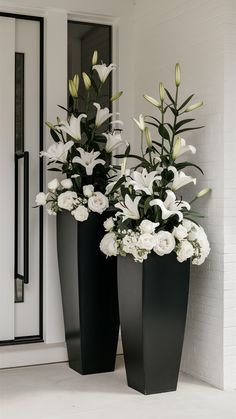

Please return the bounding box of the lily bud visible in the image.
[172,136,182,160]
[69,80,78,98]
[175,63,181,87]
[196,187,211,198]
[144,127,152,148]
[121,156,127,176]
[73,74,79,91]
[111,91,123,102]
[185,101,203,112]
[45,121,55,130]
[143,94,161,108]
[92,50,98,66]
[159,82,165,102]
[82,72,91,90]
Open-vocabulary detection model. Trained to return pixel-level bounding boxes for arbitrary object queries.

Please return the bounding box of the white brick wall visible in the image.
[133,0,236,389]
[223,0,236,390]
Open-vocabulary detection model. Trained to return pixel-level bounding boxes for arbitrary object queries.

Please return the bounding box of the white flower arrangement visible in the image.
[100,63,211,265]
[36,51,125,222]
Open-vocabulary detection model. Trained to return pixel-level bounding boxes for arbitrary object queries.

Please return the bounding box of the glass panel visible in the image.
[15,52,24,303]
[68,21,112,120]
[15,52,24,154]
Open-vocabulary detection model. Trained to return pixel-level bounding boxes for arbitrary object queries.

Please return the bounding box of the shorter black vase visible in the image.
[57,211,119,375]
[118,252,190,394]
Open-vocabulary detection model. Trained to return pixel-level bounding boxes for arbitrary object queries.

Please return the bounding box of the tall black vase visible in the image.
[118,252,190,394]
[57,211,119,375]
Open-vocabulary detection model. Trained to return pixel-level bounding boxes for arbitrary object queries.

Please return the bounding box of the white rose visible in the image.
[182,218,194,232]
[57,191,77,211]
[153,231,176,256]
[104,217,115,231]
[192,254,206,266]
[131,248,148,263]
[72,205,89,222]
[83,184,94,198]
[173,224,188,241]
[35,192,48,206]
[177,240,194,262]
[122,234,138,254]
[88,192,109,214]
[100,232,118,257]
[48,178,60,193]
[61,178,73,189]
[137,233,157,251]
[139,220,159,234]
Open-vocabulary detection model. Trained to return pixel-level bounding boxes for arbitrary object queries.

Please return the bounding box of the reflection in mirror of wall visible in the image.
[68,21,112,120]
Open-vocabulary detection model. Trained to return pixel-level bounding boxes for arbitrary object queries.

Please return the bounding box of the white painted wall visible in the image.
[133,0,236,390]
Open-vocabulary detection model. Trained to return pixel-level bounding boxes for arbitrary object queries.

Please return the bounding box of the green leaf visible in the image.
[175,161,204,174]
[47,168,61,172]
[175,118,195,131]
[144,196,154,215]
[175,126,204,135]
[169,107,178,117]
[145,115,161,125]
[109,175,126,195]
[57,104,70,113]
[91,78,98,94]
[178,94,194,111]
[146,121,161,131]
[158,124,170,141]
[164,88,175,105]
[50,129,61,143]
[114,153,147,163]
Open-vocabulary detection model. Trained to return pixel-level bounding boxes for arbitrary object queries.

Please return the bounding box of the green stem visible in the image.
[170,86,179,156]
[141,131,144,157]
[160,101,164,163]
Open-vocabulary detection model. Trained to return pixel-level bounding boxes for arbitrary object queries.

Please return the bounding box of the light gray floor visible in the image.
[0,356,235,419]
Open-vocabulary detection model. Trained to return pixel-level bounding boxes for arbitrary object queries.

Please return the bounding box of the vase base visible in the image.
[69,360,116,375]
[127,380,178,395]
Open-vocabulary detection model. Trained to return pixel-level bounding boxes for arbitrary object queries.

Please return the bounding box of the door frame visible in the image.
[0,11,44,346]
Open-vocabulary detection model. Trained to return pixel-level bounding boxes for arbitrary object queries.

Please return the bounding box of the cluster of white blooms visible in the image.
[35,179,109,222]
[100,217,210,265]
[175,219,210,265]
[100,219,174,263]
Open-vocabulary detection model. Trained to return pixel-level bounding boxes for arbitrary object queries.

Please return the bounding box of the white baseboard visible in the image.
[0,342,68,369]
[0,338,123,369]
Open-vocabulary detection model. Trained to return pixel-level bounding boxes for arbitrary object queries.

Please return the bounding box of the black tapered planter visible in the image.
[57,211,119,375]
[118,252,190,394]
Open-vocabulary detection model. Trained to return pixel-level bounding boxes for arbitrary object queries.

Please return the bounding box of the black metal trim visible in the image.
[0,11,44,346]
[0,336,44,347]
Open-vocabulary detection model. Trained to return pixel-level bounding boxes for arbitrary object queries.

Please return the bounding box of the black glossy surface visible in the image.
[118,252,190,394]
[57,211,119,375]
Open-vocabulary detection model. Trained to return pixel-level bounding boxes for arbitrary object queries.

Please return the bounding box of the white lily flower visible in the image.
[150,190,188,221]
[103,132,124,153]
[40,140,74,163]
[72,148,105,175]
[128,168,161,195]
[59,114,87,141]
[94,103,112,127]
[133,114,145,132]
[92,63,116,83]
[172,137,196,160]
[168,166,196,191]
[115,195,141,221]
